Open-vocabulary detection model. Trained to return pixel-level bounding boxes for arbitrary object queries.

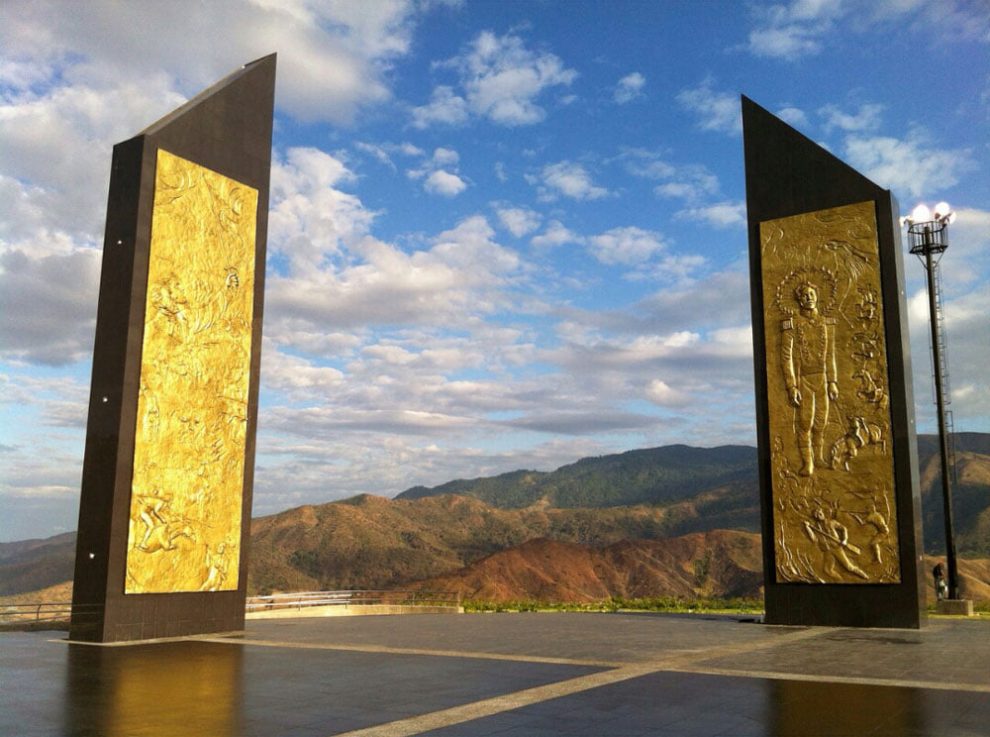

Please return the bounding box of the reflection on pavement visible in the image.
[65,641,242,737]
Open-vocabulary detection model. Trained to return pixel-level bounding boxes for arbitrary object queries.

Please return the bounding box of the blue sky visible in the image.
[1,0,988,541]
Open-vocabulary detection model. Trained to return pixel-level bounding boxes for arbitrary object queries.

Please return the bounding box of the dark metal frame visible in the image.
[742,96,925,628]
[70,56,276,643]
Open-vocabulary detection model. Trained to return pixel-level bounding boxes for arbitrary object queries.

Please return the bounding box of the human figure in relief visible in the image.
[864,502,890,564]
[803,507,868,580]
[781,281,838,476]
[199,541,230,591]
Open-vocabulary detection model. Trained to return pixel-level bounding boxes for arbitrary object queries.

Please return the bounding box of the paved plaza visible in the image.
[2,612,988,736]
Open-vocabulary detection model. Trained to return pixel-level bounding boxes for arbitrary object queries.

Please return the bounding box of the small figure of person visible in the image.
[864,502,890,564]
[803,507,868,580]
[136,490,171,551]
[781,281,838,476]
[200,541,230,592]
[933,563,948,601]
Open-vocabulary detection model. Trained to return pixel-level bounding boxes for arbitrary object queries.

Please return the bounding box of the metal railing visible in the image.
[245,590,461,613]
[0,590,461,627]
[0,601,82,626]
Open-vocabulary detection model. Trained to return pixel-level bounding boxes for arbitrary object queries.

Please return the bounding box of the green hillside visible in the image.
[398,444,757,508]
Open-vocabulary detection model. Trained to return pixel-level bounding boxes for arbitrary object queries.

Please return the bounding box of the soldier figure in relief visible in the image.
[781,282,838,476]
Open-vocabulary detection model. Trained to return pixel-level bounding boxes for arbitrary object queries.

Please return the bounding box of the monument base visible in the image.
[936,599,974,616]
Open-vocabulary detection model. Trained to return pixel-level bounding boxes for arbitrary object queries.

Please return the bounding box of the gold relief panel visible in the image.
[760,200,899,584]
[124,149,257,594]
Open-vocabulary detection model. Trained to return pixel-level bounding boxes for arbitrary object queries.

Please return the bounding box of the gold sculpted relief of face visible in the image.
[124,149,257,594]
[760,201,900,585]
[795,283,818,311]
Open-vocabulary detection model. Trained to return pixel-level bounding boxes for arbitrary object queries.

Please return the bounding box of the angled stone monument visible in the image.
[70,55,276,642]
[742,97,925,627]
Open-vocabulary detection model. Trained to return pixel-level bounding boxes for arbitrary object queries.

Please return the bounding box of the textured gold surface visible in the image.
[125,149,257,594]
[760,200,899,584]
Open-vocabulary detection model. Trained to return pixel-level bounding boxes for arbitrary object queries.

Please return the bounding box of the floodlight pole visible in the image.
[906,214,958,600]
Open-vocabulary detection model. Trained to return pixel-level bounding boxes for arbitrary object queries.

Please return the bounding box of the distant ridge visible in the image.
[398,444,758,508]
[0,532,76,596]
[396,436,990,558]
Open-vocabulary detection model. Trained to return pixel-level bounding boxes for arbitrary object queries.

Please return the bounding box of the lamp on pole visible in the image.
[902,202,958,600]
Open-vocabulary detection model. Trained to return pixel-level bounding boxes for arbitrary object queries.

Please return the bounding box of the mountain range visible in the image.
[398,434,990,556]
[2,434,988,603]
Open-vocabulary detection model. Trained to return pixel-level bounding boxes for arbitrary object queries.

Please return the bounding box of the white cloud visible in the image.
[843,131,974,198]
[431,216,520,272]
[353,140,425,169]
[746,1,990,60]
[269,147,373,274]
[411,85,470,128]
[0,371,91,537]
[819,102,884,132]
[621,149,720,203]
[653,168,720,202]
[261,346,345,398]
[589,227,666,266]
[414,30,577,127]
[614,72,646,104]
[354,141,397,168]
[267,329,362,360]
[621,149,676,180]
[432,147,460,166]
[909,208,990,426]
[531,220,582,249]
[655,183,701,200]
[406,147,468,196]
[645,379,691,408]
[268,405,476,436]
[501,409,662,436]
[776,106,809,127]
[941,208,990,287]
[676,78,741,135]
[259,149,530,405]
[537,161,609,201]
[251,433,610,514]
[0,76,185,243]
[860,0,990,46]
[747,25,824,59]
[907,283,990,431]
[0,0,421,125]
[407,147,463,178]
[629,268,752,332]
[496,207,542,238]
[424,169,468,196]
[675,201,747,229]
[0,248,100,365]
[633,253,708,285]
[746,0,845,60]
[266,206,521,335]
[535,308,755,438]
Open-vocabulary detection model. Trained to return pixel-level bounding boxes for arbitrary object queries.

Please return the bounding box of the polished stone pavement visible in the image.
[1,613,988,736]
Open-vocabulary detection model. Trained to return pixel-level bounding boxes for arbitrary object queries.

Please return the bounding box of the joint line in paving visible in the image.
[328,627,827,737]
[330,663,660,737]
[670,664,990,694]
[196,636,621,668]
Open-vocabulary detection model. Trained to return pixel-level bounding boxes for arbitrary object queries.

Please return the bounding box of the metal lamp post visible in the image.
[902,202,958,600]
